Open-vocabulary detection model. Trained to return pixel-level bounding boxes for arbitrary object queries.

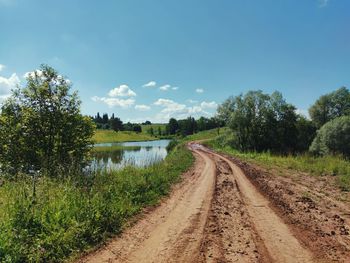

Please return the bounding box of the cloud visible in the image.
[91,96,135,108]
[135,104,151,111]
[108,84,136,97]
[159,84,171,91]
[187,99,198,104]
[143,81,156,88]
[0,64,5,72]
[200,101,218,109]
[0,73,20,101]
[196,88,204,93]
[318,0,329,7]
[172,87,179,90]
[153,98,216,122]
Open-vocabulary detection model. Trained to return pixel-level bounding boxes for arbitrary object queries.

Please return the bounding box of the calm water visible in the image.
[91,139,171,170]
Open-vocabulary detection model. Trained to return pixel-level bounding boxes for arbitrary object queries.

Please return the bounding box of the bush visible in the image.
[309,116,350,157]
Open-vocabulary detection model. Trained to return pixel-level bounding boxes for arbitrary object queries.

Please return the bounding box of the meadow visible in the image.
[92,129,156,143]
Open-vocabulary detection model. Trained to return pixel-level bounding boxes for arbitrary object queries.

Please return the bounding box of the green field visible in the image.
[0,144,194,262]
[93,129,156,143]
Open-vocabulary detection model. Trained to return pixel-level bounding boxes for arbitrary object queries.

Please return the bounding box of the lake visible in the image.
[91,139,171,170]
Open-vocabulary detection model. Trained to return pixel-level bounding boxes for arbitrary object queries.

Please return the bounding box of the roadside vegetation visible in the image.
[0,144,193,262]
[0,65,194,262]
[208,87,350,190]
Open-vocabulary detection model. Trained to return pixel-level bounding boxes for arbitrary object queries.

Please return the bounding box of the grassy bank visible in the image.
[0,145,194,262]
[93,129,156,143]
[206,140,350,191]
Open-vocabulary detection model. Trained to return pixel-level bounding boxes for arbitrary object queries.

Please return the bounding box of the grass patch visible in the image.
[183,127,229,142]
[93,130,156,143]
[141,124,167,134]
[0,145,194,262]
[206,140,350,191]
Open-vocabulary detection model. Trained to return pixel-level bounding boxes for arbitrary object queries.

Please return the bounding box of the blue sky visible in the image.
[0,0,349,122]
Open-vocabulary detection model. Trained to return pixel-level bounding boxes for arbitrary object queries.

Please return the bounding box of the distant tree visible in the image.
[158,126,162,136]
[110,116,123,132]
[0,65,95,176]
[309,116,350,157]
[133,124,142,133]
[309,87,350,128]
[144,120,151,125]
[102,113,109,124]
[95,112,102,123]
[148,127,154,136]
[167,118,179,135]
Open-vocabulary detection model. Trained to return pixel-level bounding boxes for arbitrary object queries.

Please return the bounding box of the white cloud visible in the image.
[172,86,179,90]
[0,73,20,101]
[200,101,218,109]
[196,88,204,93]
[108,84,136,97]
[143,81,156,88]
[319,0,329,7]
[135,104,151,111]
[159,84,171,91]
[153,98,216,122]
[187,99,198,104]
[91,96,135,108]
[0,64,5,72]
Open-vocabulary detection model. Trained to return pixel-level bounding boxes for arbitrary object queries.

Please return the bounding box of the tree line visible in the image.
[92,113,143,133]
[217,87,350,157]
[166,116,223,136]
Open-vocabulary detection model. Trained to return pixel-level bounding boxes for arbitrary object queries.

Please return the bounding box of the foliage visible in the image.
[309,116,350,157]
[0,65,95,177]
[218,90,314,153]
[309,87,350,128]
[0,145,194,262]
[167,118,179,135]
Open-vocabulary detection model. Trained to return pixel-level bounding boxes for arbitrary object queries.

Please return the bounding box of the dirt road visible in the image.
[80,143,350,263]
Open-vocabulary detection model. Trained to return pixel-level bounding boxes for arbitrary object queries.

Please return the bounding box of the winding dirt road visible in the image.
[80,143,350,262]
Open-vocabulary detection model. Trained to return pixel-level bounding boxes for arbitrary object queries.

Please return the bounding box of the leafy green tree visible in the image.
[309,116,350,157]
[220,90,300,153]
[167,118,179,135]
[309,87,350,128]
[109,115,123,131]
[0,65,95,176]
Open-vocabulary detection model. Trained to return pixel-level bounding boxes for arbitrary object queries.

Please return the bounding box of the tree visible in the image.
[309,116,350,157]
[309,87,350,128]
[109,116,123,132]
[219,90,300,153]
[167,118,179,135]
[133,124,142,133]
[158,126,162,136]
[0,65,95,176]
[147,127,154,136]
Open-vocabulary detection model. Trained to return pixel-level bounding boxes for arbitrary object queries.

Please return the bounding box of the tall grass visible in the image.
[0,145,193,262]
[206,140,350,191]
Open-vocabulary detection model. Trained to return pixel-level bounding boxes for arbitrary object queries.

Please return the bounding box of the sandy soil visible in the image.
[79,143,350,263]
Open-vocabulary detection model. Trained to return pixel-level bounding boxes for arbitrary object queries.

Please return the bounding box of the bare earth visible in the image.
[79,143,350,263]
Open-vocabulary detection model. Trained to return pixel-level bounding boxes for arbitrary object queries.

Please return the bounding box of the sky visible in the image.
[0,0,349,123]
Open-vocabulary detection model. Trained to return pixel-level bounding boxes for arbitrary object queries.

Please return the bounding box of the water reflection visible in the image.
[91,140,170,170]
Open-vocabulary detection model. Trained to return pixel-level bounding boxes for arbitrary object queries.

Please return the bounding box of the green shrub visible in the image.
[309,116,350,157]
